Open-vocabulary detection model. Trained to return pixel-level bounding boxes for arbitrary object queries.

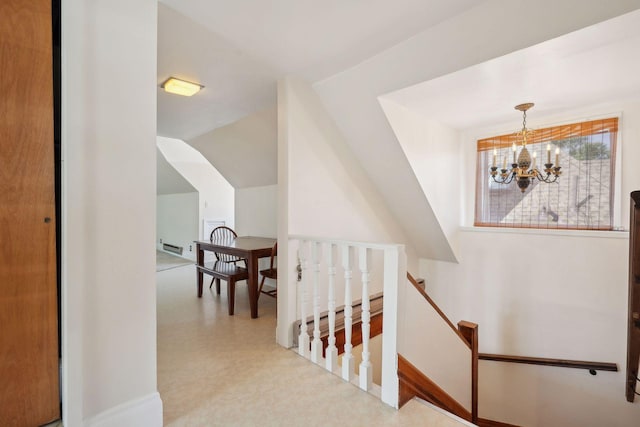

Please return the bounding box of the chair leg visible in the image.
[209,276,214,289]
[228,280,235,315]
[257,275,266,300]
[215,278,221,295]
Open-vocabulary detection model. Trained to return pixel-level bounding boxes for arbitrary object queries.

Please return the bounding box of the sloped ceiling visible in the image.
[157,3,278,140]
[159,0,482,83]
[157,148,197,195]
[382,10,640,129]
[188,108,277,189]
[157,0,483,140]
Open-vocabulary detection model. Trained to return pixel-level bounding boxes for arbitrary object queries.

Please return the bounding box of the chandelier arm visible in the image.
[491,174,513,184]
[534,173,559,184]
[496,173,515,184]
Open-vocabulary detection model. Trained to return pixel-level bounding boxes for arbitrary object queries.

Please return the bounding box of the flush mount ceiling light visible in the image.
[161,77,203,96]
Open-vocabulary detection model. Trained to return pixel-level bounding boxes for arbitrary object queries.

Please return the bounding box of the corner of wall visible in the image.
[84,392,163,427]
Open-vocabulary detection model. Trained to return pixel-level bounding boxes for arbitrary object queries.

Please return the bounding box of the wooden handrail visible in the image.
[398,354,519,427]
[406,273,479,422]
[627,190,640,402]
[398,354,471,420]
[406,272,471,349]
[477,419,521,427]
[479,353,618,372]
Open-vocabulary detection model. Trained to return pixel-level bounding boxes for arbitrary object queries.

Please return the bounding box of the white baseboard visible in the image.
[84,392,163,427]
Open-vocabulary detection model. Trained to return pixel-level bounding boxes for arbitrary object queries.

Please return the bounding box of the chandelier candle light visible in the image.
[490,103,562,193]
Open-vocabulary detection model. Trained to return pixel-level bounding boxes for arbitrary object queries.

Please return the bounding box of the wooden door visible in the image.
[0,0,60,425]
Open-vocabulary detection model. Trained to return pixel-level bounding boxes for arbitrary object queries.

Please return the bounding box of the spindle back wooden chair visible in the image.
[258,242,277,299]
[207,226,247,296]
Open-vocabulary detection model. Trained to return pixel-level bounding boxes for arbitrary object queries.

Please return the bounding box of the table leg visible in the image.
[248,255,259,318]
[197,245,204,297]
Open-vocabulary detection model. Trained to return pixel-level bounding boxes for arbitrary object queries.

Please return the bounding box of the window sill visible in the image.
[460,226,629,239]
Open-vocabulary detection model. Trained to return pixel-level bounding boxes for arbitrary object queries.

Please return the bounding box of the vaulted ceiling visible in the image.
[157,0,483,141]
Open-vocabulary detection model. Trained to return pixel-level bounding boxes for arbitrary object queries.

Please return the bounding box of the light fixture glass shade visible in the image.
[161,77,203,96]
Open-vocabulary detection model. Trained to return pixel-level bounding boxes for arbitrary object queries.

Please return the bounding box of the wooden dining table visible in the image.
[195,236,276,319]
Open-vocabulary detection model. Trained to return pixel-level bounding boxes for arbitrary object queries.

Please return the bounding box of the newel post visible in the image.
[380,245,406,408]
[458,321,478,424]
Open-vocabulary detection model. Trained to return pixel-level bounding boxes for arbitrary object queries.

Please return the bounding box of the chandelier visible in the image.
[490,103,562,193]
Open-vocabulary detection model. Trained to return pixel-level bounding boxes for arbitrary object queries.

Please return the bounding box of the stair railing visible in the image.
[290,235,406,408]
[400,273,477,423]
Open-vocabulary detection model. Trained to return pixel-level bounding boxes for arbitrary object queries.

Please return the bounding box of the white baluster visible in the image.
[310,241,323,364]
[325,243,338,372]
[341,245,355,382]
[297,241,310,358]
[359,247,372,391]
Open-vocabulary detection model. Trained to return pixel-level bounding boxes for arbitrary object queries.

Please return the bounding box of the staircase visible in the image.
[286,236,469,418]
[286,235,627,426]
[286,235,525,426]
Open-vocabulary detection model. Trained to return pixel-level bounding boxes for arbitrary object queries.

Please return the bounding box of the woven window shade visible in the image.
[477,117,618,151]
[475,117,618,230]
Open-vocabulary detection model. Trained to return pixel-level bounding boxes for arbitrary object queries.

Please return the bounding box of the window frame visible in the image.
[473,115,621,231]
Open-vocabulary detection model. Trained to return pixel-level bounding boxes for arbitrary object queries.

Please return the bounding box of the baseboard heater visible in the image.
[162,243,183,255]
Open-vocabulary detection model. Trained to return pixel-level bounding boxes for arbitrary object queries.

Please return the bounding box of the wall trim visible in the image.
[460,226,629,239]
[84,392,163,427]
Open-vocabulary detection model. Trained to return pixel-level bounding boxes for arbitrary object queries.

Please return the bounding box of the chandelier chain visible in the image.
[490,102,562,192]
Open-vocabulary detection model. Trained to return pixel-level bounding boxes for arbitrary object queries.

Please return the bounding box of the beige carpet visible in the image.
[156,250,193,272]
[156,264,466,426]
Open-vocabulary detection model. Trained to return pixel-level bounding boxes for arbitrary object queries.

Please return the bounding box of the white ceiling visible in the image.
[189,108,278,189]
[382,9,640,130]
[157,4,279,140]
[157,0,483,140]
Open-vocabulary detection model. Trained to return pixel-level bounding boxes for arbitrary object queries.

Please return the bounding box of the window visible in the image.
[475,117,618,230]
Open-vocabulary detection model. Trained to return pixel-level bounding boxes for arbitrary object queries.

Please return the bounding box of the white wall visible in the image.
[398,282,472,411]
[276,79,292,346]
[284,78,415,257]
[380,99,462,259]
[422,230,637,426]
[235,185,277,238]
[276,77,417,346]
[157,147,196,195]
[62,0,162,425]
[157,136,234,239]
[420,101,640,426]
[157,192,199,260]
[314,0,640,264]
